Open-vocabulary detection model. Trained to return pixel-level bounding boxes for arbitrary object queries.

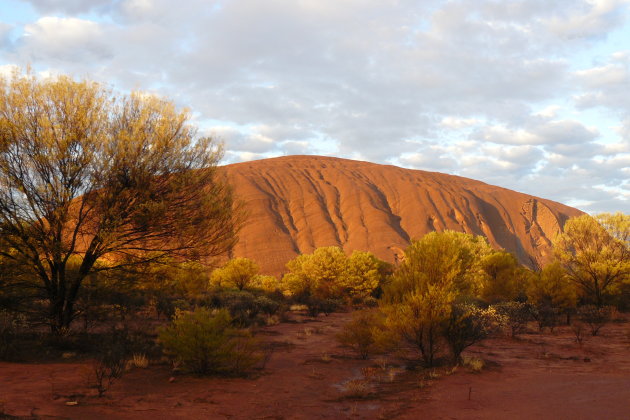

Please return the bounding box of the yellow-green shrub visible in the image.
[336,309,385,359]
[281,247,384,309]
[158,308,260,375]
[210,258,260,291]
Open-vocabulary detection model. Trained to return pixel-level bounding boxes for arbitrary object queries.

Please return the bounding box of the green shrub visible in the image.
[203,290,286,326]
[158,308,261,375]
[281,247,385,306]
[336,310,384,359]
[215,290,259,326]
[384,285,454,367]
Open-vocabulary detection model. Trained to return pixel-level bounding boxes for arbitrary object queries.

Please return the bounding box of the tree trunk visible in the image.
[47,271,86,335]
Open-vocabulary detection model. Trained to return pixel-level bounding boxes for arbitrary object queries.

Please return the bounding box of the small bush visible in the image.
[578,305,613,336]
[130,353,149,369]
[297,296,341,317]
[461,356,485,373]
[158,308,261,375]
[336,310,384,359]
[531,304,560,332]
[341,379,372,399]
[93,328,132,397]
[571,321,586,344]
[443,304,504,363]
[494,302,532,337]
[205,290,285,327]
[0,310,27,361]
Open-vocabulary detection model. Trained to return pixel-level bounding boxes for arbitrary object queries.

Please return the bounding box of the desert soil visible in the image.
[1,312,629,420]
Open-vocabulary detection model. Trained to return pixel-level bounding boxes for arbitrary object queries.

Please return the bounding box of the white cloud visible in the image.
[474,118,599,145]
[18,17,110,62]
[547,0,630,39]
[2,0,630,213]
[18,0,115,14]
[440,117,481,129]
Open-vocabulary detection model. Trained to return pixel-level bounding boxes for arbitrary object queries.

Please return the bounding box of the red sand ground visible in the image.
[1,312,629,419]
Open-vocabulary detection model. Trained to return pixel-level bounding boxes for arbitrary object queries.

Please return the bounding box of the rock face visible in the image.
[222,155,583,276]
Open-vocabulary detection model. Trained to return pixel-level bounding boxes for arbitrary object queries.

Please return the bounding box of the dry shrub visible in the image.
[578,305,613,336]
[341,379,372,399]
[461,356,485,373]
[0,310,27,361]
[571,321,586,344]
[92,328,131,397]
[386,367,404,382]
[130,353,149,369]
[320,353,332,363]
[494,302,532,337]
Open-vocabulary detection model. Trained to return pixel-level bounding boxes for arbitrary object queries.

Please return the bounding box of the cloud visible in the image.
[17,17,110,62]
[574,52,630,114]
[0,64,20,78]
[18,0,115,14]
[2,0,630,213]
[546,0,630,39]
[0,22,12,48]
[473,118,599,145]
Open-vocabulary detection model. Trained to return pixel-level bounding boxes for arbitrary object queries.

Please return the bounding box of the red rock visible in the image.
[223,156,582,275]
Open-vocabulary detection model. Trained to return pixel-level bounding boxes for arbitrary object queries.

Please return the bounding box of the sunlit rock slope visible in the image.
[222,156,583,275]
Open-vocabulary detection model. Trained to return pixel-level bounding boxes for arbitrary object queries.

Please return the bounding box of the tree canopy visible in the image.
[210,257,260,291]
[383,231,493,366]
[0,70,240,333]
[554,213,629,306]
[386,230,492,302]
[281,246,383,302]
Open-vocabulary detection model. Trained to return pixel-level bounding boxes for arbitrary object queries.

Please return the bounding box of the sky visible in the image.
[0,0,629,214]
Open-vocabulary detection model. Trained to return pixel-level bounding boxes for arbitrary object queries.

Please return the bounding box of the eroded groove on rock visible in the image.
[222,156,583,275]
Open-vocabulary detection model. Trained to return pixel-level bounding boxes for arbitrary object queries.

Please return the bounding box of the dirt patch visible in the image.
[1,313,629,419]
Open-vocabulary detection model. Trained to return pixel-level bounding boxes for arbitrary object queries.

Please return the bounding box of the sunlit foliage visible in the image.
[554,213,629,306]
[282,246,383,302]
[0,69,240,333]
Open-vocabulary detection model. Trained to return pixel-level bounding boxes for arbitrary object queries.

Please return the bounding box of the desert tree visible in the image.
[338,250,383,301]
[386,231,492,302]
[527,260,577,326]
[282,247,348,299]
[385,285,453,367]
[383,231,491,366]
[210,257,260,291]
[0,70,240,334]
[443,303,503,363]
[282,246,383,304]
[554,213,629,307]
[479,251,528,303]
